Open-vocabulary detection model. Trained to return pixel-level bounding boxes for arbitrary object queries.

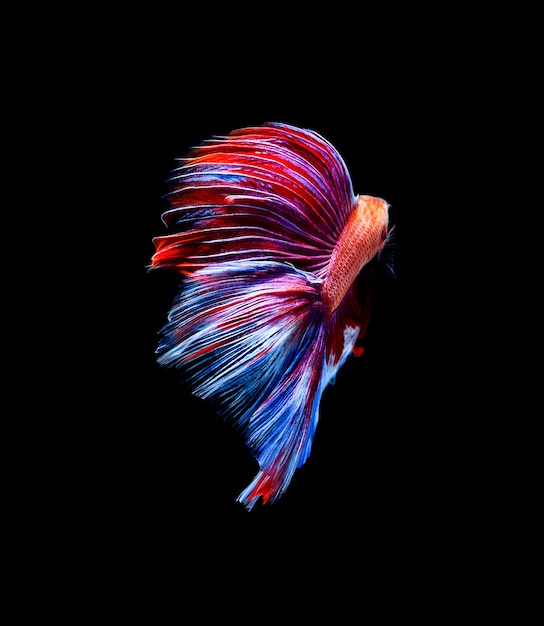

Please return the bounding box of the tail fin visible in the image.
[156,260,328,510]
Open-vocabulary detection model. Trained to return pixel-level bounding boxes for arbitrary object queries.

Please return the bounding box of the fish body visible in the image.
[150,122,393,510]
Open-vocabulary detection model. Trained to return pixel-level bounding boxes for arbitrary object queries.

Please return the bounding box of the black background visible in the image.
[31,13,531,615]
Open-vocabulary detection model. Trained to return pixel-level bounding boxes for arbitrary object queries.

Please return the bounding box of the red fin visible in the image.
[150,122,357,278]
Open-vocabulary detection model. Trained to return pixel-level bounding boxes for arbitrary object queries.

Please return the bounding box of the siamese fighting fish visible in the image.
[150,122,395,510]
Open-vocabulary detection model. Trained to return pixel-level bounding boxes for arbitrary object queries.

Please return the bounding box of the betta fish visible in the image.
[150,122,394,510]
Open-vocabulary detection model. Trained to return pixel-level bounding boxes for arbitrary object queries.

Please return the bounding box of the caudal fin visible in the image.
[156,260,329,510]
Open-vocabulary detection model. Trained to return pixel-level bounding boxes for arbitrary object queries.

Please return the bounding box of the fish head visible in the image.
[357,195,391,257]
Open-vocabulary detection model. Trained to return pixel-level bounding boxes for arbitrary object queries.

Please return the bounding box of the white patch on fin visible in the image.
[323,325,360,387]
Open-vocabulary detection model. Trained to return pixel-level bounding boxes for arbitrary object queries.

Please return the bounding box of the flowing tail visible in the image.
[157,260,330,510]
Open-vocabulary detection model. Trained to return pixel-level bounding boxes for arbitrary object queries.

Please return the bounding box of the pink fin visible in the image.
[156,260,332,510]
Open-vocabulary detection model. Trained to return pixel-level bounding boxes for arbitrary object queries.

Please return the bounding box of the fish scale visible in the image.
[322,195,389,316]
